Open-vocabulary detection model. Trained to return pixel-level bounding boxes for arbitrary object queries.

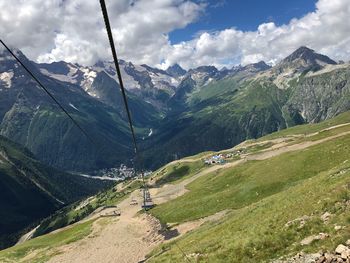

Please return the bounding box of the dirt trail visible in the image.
[150,129,350,206]
[305,122,350,137]
[44,124,350,263]
[48,190,163,263]
[247,130,350,161]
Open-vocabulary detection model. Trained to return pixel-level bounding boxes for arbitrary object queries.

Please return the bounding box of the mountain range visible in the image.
[1,46,350,171]
[1,45,350,255]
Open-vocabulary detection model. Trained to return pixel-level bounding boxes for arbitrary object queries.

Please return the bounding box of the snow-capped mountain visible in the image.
[1,46,350,173]
[37,60,185,109]
[35,54,275,111]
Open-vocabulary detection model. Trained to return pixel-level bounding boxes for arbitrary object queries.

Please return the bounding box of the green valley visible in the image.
[1,110,349,262]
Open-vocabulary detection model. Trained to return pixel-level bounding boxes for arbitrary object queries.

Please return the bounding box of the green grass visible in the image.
[259,111,350,141]
[154,160,206,185]
[182,151,214,160]
[145,113,350,262]
[233,141,274,154]
[33,180,142,238]
[148,140,350,262]
[261,120,350,150]
[0,219,95,263]
[297,124,350,142]
[189,78,239,104]
[150,134,350,224]
[149,165,350,262]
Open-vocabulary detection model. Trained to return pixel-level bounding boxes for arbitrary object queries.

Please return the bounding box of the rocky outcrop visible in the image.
[272,240,350,263]
[283,67,350,124]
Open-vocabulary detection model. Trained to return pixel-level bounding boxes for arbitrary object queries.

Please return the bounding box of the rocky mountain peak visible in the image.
[254,61,272,70]
[285,46,315,61]
[236,61,271,73]
[141,64,169,76]
[273,46,337,75]
[281,46,337,67]
[38,61,74,76]
[166,63,187,77]
[192,65,218,74]
[0,48,30,72]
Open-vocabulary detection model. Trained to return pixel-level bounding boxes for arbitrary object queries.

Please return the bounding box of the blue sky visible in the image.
[170,0,318,44]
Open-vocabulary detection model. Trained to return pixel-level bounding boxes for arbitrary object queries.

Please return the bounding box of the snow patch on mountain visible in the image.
[149,71,177,92]
[308,63,350,77]
[40,68,78,84]
[93,62,141,90]
[80,67,100,98]
[204,77,214,86]
[81,68,97,83]
[0,71,14,88]
[119,68,141,90]
[69,103,79,111]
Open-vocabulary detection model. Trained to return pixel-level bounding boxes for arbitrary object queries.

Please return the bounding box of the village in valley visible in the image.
[90,164,152,181]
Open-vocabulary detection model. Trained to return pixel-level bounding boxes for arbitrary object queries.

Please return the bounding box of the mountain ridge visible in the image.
[1,46,349,171]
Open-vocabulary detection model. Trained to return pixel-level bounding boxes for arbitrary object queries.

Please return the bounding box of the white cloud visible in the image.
[159,0,350,69]
[0,0,204,66]
[1,0,350,69]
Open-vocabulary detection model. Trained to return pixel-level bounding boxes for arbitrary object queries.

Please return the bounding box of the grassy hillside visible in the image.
[151,133,350,223]
[33,180,142,238]
[0,135,112,249]
[0,219,96,263]
[147,113,350,262]
[150,159,350,262]
[1,111,350,262]
[152,160,205,185]
[0,180,143,262]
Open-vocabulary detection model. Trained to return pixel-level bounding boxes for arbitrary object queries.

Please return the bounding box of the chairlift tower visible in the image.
[141,172,154,210]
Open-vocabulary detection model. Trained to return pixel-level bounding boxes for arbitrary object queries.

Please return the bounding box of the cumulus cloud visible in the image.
[0,0,205,65]
[1,0,350,69]
[159,0,350,69]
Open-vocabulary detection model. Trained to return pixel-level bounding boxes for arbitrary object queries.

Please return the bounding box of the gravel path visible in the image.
[48,190,163,263]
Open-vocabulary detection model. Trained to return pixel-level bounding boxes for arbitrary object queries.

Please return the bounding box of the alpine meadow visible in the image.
[0,0,350,262]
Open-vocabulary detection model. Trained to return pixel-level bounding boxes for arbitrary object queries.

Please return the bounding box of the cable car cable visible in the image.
[98,1,194,262]
[99,0,138,155]
[99,0,149,206]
